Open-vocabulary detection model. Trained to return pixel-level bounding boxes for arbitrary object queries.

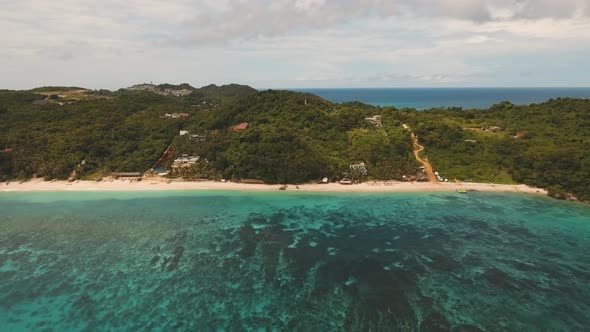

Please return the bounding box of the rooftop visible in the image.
[233,122,250,132]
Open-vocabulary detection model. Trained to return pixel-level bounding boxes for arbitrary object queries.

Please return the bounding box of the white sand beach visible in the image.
[0,178,547,196]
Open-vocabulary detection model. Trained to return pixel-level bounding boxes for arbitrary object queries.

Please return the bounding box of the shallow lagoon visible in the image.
[1,191,589,331]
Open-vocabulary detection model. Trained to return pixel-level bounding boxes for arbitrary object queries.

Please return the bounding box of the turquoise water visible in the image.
[293,88,590,110]
[1,191,589,331]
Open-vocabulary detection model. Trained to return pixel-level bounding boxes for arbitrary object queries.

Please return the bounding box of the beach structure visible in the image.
[365,115,383,127]
[111,172,142,178]
[172,155,200,168]
[233,123,250,132]
[240,179,265,184]
[415,170,429,182]
[153,168,169,176]
[339,177,353,185]
[350,163,368,176]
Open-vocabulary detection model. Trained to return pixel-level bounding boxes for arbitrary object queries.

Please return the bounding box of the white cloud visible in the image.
[0,0,589,89]
[171,0,590,44]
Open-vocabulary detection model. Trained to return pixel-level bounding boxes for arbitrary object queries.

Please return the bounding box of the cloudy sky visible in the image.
[1,0,590,89]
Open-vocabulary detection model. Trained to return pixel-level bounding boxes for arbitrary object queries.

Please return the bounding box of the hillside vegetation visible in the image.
[0,85,588,200]
[398,99,590,200]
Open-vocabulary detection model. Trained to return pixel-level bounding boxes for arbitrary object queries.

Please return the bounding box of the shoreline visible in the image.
[0,179,547,196]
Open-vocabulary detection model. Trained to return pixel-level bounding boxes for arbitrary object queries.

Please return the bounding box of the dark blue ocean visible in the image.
[293,88,590,110]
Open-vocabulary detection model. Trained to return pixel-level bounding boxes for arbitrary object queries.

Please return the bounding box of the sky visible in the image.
[1,0,590,89]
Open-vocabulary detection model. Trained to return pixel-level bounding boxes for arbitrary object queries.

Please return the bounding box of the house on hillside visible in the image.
[350,163,368,176]
[180,130,189,136]
[128,84,192,97]
[172,155,200,168]
[365,115,383,127]
[482,126,503,133]
[514,132,527,139]
[190,134,207,143]
[165,113,190,119]
[233,122,250,132]
[164,89,193,97]
[0,148,12,153]
[128,84,158,92]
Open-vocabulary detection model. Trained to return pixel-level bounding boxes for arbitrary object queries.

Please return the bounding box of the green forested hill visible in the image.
[396,98,590,200]
[0,85,588,200]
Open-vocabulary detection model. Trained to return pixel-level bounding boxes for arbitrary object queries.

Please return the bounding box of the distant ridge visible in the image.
[30,86,88,92]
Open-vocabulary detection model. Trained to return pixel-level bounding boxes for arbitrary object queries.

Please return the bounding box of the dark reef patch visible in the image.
[257,225,291,281]
[452,324,484,332]
[420,312,451,332]
[497,224,535,239]
[166,246,185,271]
[238,224,257,258]
[351,258,416,323]
[428,255,462,272]
[150,255,160,266]
[482,268,520,290]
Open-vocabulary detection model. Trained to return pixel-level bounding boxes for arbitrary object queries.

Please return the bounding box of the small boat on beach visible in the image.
[457,189,467,194]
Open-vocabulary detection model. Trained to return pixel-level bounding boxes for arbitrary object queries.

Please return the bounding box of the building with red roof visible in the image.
[233,122,249,132]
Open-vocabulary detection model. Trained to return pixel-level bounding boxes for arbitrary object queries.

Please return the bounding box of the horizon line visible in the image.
[5,85,590,91]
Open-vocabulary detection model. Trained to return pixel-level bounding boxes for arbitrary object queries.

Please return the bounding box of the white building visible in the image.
[172,155,200,168]
[365,115,383,127]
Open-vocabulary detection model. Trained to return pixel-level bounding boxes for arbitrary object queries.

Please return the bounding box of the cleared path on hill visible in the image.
[404,124,439,183]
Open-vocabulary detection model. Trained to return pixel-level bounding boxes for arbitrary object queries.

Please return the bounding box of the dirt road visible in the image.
[405,124,439,183]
